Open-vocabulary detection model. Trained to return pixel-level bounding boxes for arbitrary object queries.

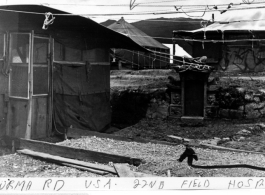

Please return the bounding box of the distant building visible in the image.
[173,10,265,72]
[108,17,170,69]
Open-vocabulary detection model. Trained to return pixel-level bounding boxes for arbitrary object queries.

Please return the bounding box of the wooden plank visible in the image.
[47,37,54,138]
[31,98,48,139]
[59,163,109,175]
[25,30,34,139]
[9,99,28,138]
[17,149,116,174]
[168,135,265,154]
[19,138,144,166]
[167,135,191,142]
[67,127,177,146]
[113,163,135,177]
[0,95,7,136]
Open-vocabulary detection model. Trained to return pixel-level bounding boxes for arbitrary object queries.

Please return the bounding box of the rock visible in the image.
[253,97,260,103]
[219,109,229,118]
[236,87,246,93]
[219,109,244,119]
[214,137,221,141]
[248,125,264,134]
[248,126,254,131]
[238,106,244,111]
[236,129,251,135]
[231,135,240,141]
[150,98,156,103]
[245,93,253,102]
[257,123,265,130]
[156,105,169,119]
[245,111,261,119]
[259,89,265,94]
[245,103,264,118]
[151,112,157,119]
[238,137,245,141]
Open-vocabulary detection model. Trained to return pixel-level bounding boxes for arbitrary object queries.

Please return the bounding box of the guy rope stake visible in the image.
[42,12,55,30]
[178,141,265,171]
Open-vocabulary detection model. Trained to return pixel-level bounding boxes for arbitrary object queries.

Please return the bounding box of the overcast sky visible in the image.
[0,0,260,23]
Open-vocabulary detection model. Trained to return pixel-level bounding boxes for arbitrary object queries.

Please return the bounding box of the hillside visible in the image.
[100,19,116,27]
[131,17,202,44]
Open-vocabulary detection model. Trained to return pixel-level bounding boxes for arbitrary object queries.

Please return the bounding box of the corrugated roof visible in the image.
[0,5,147,52]
[108,17,169,50]
[174,9,265,36]
[196,9,265,32]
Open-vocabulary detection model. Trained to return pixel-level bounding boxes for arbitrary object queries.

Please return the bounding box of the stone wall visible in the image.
[110,85,265,128]
[207,87,265,119]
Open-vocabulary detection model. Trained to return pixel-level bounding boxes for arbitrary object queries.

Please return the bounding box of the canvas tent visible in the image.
[108,17,170,69]
[0,4,146,139]
[173,9,265,72]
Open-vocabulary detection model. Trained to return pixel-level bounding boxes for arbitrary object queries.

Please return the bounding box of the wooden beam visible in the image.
[25,30,34,139]
[113,163,158,177]
[17,149,116,174]
[167,135,191,142]
[113,163,135,177]
[18,138,144,166]
[168,135,265,154]
[60,163,109,175]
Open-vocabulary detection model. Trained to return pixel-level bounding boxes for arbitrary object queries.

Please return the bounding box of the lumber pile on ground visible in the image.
[18,149,157,177]
[18,149,116,175]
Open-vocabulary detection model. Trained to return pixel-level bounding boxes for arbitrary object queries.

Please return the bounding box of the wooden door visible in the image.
[7,32,32,138]
[7,32,50,139]
[184,80,204,116]
[31,36,50,138]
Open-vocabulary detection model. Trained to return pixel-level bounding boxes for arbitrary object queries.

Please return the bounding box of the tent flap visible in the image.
[53,63,111,132]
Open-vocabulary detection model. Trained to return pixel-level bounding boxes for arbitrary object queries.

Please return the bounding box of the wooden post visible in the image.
[204,76,208,118]
[6,32,11,136]
[118,60,122,70]
[25,31,34,139]
[181,75,185,116]
[47,36,53,137]
[138,51,139,70]
[12,140,15,153]
[167,170,171,177]
[173,41,176,56]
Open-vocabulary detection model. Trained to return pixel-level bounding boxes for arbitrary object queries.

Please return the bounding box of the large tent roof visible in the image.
[174,9,265,37]
[0,4,147,51]
[108,17,169,50]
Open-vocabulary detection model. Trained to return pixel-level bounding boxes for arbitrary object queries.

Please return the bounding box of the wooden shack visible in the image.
[0,5,146,139]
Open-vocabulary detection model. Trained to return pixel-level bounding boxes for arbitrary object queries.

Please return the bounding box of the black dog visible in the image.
[178,144,198,166]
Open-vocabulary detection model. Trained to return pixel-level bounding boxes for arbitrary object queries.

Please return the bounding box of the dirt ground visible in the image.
[1,69,265,177]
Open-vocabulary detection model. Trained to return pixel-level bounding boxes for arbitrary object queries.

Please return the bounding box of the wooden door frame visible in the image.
[6,31,52,139]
